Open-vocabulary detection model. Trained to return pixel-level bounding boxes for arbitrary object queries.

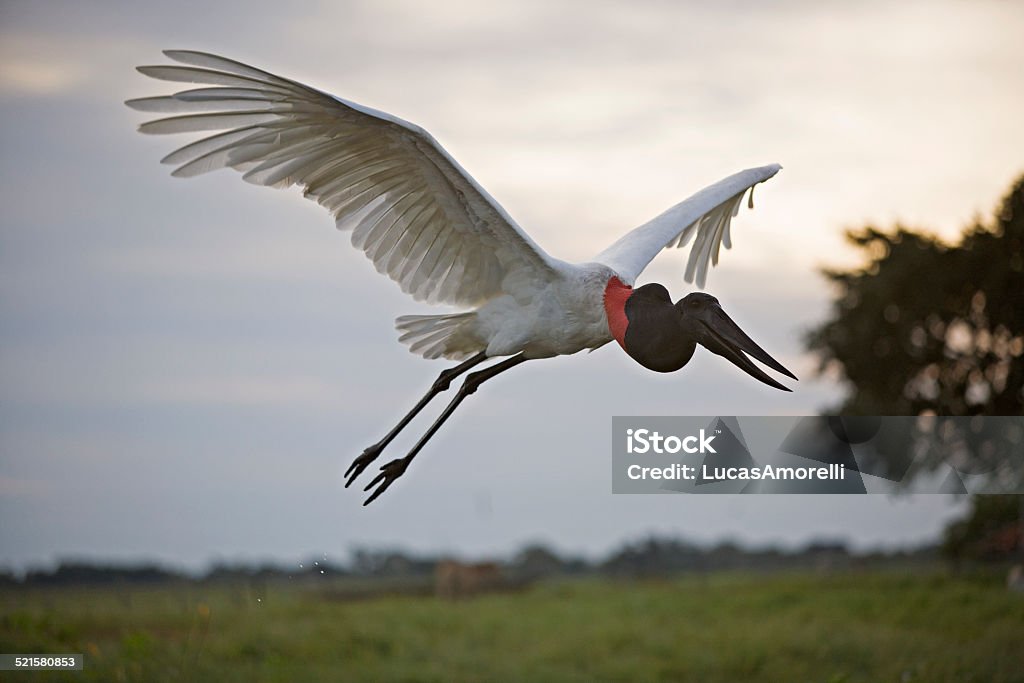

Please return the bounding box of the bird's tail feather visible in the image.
[395,312,482,360]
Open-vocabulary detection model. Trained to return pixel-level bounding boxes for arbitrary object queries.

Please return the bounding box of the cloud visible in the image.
[0,60,85,95]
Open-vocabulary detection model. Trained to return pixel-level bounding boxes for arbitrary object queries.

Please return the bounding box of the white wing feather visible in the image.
[127,50,562,307]
[593,164,781,288]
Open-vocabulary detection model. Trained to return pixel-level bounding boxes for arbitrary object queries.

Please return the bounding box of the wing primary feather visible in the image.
[136,65,293,92]
[163,50,299,87]
[161,124,275,166]
[375,197,433,270]
[172,86,289,102]
[398,213,446,284]
[139,111,281,135]
[385,204,438,276]
[125,95,281,113]
[436,241,469,303]
[674,221,698,249]
[364,192,426,262]
[329,174,411,224]
[348,195,397,248]
[169,126,328,176]
[241,147,338,188]
[409,228,453,297]
[349,187,415,249]
[312,156,406,195]
[417,231,460,301]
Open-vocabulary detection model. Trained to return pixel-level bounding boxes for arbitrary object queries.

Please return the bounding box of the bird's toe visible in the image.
[362,457,411,505]
[344,443,385,488]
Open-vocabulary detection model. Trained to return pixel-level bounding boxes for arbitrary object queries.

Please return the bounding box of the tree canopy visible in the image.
[807,174,1024,417]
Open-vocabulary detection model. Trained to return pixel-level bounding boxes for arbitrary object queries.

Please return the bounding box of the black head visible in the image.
[621,284,695,373]
[618,285,797,390]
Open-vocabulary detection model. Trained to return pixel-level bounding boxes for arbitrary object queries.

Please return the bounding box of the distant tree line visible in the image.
[2,535,944,588]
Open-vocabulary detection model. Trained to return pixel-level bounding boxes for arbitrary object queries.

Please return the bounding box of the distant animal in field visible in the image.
[435,560,504,599]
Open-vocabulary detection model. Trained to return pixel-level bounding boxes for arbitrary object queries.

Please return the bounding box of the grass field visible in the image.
[2,571,1023,682]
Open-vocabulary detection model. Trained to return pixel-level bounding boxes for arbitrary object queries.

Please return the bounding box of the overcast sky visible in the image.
[2,0,1022,572]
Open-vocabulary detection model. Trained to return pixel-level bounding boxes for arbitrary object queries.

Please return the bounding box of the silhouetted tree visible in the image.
[511,544,587,580]
[24,562,181,586]
[349,548,436,577]
[807,174,1024,417]
[600,536,705,577]
[808,174,1024,558]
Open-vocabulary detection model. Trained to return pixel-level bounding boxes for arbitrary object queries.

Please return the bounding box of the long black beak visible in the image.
[697,304,798,391]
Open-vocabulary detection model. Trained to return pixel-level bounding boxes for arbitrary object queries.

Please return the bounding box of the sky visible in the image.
[2,0,1022,572]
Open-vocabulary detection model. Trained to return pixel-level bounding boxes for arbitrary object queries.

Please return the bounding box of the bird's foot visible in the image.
[362,456,412,506]
[344,443,385,488]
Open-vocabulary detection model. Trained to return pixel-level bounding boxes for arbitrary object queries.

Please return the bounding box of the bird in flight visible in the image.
[128,51,796,504]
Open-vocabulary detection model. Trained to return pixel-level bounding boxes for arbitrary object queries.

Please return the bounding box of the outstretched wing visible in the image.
[593,164,781,288]
[128,50,563,307]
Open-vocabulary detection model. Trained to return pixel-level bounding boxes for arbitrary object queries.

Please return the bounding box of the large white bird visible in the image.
[128,51,796,504]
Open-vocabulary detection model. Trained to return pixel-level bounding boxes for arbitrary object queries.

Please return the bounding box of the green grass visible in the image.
[2,571,1023,682]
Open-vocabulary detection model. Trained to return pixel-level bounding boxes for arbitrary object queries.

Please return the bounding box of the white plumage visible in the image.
[595,164,779,287]
[128,50,788,503]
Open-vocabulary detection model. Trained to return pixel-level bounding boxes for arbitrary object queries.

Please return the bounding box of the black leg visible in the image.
[363,353,529,505]
[344,352,489,488]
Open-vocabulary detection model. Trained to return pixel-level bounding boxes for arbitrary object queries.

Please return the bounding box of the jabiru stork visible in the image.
[128,51,796,504]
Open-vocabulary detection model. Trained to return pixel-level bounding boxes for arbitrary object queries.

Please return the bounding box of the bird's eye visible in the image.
[690,300,701,309]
